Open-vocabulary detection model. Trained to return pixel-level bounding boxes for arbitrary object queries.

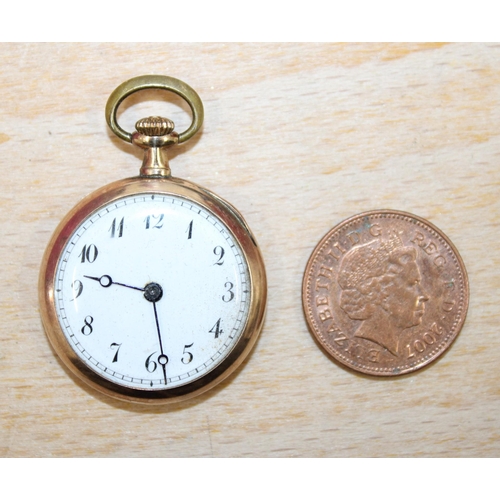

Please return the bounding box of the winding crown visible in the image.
[135,116,175,136]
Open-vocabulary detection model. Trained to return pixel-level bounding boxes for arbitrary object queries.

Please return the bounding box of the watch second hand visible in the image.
[83,274,145,292]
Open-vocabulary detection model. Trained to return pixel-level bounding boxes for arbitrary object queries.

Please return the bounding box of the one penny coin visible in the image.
[302,210,469,376]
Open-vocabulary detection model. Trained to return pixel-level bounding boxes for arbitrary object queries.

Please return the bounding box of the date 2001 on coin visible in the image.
[302,210,469,376]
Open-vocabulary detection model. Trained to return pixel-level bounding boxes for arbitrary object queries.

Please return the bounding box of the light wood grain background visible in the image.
[1,43,499,457]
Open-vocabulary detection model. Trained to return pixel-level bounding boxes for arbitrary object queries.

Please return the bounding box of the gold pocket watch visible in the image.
[39,75,267,404]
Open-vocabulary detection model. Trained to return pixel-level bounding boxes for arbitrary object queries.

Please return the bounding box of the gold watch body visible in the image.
[39,175,267,404]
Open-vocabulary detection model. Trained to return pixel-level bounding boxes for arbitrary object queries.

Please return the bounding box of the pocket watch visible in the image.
[39,75,267,404]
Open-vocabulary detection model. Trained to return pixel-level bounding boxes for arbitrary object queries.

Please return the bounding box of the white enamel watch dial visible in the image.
[55,193,250,391]
[39,76,266,404]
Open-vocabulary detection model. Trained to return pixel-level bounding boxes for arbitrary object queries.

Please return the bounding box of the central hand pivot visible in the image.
[144,282,163,303]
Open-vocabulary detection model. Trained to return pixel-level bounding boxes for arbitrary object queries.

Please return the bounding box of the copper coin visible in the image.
[302,210,469,376]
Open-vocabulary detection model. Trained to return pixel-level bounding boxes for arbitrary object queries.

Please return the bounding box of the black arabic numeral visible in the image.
[145,352,158,373]
[81,315,94,335]
[79,244,98,263]
[222,282,235,302]
[109,217,124,238]
[70,280,83,300]
[214,246,225,265]
[110,343,122,363]
[187,220,193,239]
[144,214,164,229]
[209,318,224,339]
[182,343,194,364]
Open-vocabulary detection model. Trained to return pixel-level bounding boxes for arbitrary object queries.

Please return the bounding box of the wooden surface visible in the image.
[1,43,499,457]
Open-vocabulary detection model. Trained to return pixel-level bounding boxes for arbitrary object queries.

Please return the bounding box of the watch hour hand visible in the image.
[83,274,145,292]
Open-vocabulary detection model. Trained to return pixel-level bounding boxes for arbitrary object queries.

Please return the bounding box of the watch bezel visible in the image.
[39,176,267,404]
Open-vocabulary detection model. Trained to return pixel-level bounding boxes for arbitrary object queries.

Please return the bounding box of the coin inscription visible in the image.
[302,210,469,376]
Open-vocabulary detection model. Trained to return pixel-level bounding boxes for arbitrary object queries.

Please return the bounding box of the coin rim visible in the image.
[302,209,470,376]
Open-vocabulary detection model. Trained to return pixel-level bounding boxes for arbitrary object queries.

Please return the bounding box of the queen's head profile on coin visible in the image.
[338,235,428,356]
[303,210,468,375]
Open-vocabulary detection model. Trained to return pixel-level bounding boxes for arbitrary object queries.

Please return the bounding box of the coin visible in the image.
[302,210,469,376]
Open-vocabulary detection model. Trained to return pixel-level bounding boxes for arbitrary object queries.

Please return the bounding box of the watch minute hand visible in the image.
[142,282,168,385]
[153,301,168,385]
